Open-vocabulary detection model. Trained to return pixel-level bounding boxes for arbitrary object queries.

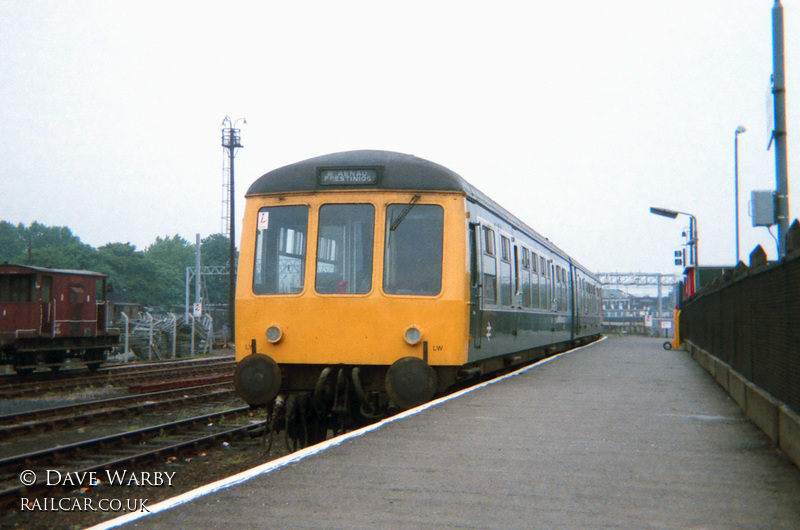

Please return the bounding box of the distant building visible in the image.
[602,289,674,337]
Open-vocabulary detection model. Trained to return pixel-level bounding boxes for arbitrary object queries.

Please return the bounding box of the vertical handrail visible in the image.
[121,312,130,362]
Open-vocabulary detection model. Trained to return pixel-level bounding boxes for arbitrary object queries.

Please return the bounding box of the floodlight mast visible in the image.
[221,116,246,343]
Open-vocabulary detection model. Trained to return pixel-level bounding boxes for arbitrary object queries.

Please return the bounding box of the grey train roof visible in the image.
[247,150,597,279]
[246,150,470,196]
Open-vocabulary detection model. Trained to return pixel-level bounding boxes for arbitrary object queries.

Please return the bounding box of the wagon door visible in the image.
[95,278,107,334]
[40,275,53,335]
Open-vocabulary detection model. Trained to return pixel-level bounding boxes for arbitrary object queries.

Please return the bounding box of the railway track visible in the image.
[0,358,236,399]
[0,406,264,507]
[0,382,235,441]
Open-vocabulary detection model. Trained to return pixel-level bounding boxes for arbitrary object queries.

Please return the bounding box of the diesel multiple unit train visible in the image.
[234,150,602,437]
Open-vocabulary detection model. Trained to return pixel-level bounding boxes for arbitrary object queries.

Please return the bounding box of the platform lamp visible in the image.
[650,207,698,296]
[734,125,746,264]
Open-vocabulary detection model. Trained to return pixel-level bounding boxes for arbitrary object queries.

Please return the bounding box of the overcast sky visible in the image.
[1,1,798,276]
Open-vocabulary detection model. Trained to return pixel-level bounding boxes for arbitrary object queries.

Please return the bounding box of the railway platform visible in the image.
[96,336,800,528]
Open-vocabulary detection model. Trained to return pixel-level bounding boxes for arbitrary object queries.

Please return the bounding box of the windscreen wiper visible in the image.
[389,194,421,231]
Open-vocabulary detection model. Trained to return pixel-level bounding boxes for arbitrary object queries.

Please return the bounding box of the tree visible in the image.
[0,220,231,309]
[201,233,235,306]
[97,242,160,306]
[143,235,195,308]
[32,242,102,271]
[0,222,98,269]
[0,222,26,263]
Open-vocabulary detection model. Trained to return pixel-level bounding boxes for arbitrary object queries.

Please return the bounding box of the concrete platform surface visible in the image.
[99,336,800,528]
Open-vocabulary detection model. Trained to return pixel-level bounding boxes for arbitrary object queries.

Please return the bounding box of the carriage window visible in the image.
[499,236,512,305]
[520,247,531,308]
[316,204,374,294]
[69,284,84,303]
[384,204,443,296]
[500,236,511,262]
[483,227,496,256]
[531,255,540,308]
[1,275,34,302]
[481,226,497,304]
[253,205,308,295]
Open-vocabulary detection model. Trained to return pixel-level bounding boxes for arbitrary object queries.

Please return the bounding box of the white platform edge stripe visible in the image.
[88,337,605,529]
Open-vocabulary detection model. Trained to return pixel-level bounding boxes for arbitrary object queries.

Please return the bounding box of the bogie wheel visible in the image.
[85,350,105,372]
[45,351,65,372]
[13,352,37,376]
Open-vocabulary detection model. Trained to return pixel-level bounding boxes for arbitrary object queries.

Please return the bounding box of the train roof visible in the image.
[247,150,470,196]
[247,150,598,279]
[0,264,108,278]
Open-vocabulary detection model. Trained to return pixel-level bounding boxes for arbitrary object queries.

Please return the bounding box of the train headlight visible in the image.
[266,325,283,344]
[404,326,422,345]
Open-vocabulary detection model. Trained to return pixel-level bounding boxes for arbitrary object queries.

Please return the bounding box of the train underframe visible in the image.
[0,333,120,375]
[237,334,601,451]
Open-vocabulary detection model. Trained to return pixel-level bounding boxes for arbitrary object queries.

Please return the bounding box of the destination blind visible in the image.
[318,168,378,186]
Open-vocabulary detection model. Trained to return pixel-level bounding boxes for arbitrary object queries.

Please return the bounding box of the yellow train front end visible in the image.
[235,186,470,413]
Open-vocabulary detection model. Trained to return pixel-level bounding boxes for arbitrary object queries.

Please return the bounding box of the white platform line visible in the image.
[88,337,605,529]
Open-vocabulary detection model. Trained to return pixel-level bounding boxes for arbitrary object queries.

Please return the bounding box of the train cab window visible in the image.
[316,204,374,294]
[253,205,309,295]
[384,204,443,296]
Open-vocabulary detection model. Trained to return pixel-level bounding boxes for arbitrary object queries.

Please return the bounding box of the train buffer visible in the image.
[94,336,800,528]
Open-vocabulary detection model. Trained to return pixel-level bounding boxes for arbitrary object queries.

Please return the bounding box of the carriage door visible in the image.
[469,223,482,349]
[40,275,53,335]
[568,261,578,340]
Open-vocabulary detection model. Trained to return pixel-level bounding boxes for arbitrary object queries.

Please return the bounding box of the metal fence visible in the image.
[679,251,800,413]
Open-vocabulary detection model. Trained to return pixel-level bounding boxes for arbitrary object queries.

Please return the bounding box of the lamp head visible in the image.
[650,207,679,219]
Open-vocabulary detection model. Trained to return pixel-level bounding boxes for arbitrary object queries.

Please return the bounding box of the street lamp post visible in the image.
[650,207,698,295]
[734,126,746,264]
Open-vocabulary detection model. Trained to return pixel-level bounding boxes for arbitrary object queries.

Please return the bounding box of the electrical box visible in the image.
[751,190,776,227]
